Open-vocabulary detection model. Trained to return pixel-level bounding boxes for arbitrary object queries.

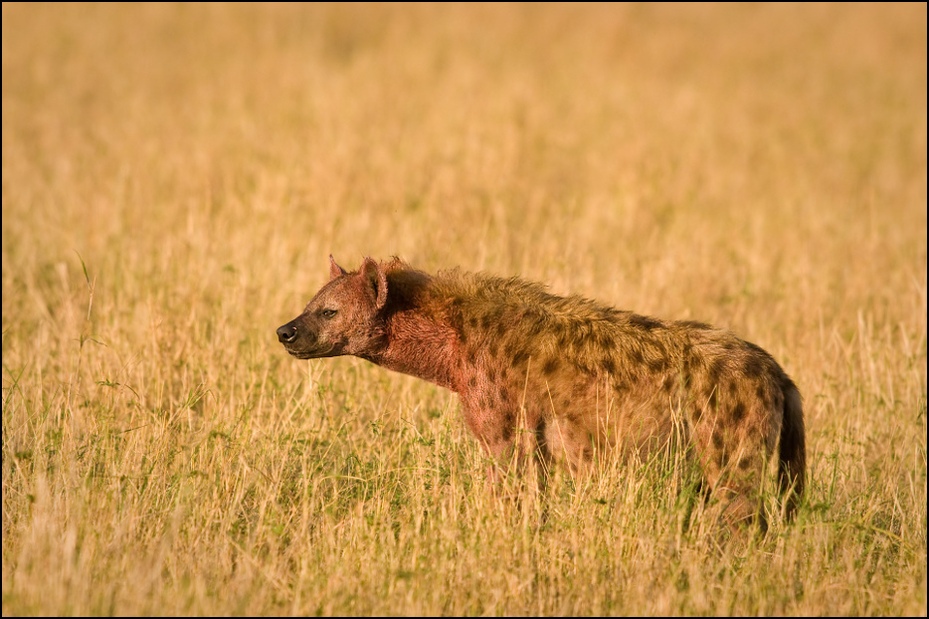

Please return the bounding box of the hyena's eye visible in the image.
[321,309,338,319]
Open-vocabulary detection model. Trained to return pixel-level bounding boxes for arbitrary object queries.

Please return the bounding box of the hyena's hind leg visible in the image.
[694,429,773,532]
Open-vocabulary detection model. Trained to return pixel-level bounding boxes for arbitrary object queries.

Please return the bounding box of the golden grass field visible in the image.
[2,3,926,615]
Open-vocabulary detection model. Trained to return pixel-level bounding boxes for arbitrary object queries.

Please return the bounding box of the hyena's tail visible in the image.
[778,378,806,518]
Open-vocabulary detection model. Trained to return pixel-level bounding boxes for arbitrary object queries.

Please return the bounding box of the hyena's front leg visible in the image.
[471,404,549,500]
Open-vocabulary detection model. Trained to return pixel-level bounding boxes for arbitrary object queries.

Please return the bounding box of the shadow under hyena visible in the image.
[277,256,806,528]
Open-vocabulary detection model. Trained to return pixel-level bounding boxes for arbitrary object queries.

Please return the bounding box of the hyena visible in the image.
[277,256,805,525]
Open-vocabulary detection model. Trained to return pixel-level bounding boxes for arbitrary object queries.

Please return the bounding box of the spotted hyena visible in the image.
[277,256,805,524]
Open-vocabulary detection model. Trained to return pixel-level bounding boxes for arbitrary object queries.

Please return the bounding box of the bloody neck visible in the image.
[362,309,464,392]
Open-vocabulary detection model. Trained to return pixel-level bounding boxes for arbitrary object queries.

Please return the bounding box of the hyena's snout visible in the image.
[276,319,301,344]
[277,318,332,359]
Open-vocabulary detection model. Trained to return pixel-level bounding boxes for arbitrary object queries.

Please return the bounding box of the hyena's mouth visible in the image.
[280,342,339,360]
[281,341,339,359]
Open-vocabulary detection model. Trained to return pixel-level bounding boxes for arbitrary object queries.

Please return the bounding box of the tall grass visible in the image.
[3,3,926,615]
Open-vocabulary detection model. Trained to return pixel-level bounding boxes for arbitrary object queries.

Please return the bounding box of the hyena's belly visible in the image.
[533,373,677,473]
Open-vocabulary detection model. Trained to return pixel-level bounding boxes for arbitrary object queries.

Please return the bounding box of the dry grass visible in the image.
[2,3,926,615]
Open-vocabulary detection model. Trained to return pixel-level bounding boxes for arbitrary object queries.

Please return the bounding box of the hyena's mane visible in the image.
[422,268,675,380]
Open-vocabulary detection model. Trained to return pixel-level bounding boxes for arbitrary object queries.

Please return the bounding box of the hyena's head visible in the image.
[277,256,389,360]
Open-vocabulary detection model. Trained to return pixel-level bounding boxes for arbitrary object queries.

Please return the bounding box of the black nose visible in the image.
[277,321,298,343]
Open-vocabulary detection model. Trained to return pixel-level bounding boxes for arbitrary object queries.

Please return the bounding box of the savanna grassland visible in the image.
[2,3,926,616]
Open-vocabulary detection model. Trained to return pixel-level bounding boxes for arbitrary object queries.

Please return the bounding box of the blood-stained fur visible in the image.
[277,256,805,524]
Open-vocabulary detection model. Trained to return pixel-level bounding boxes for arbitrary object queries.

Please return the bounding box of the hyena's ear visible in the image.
[329,255,348,281]
[360,256,388,311]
